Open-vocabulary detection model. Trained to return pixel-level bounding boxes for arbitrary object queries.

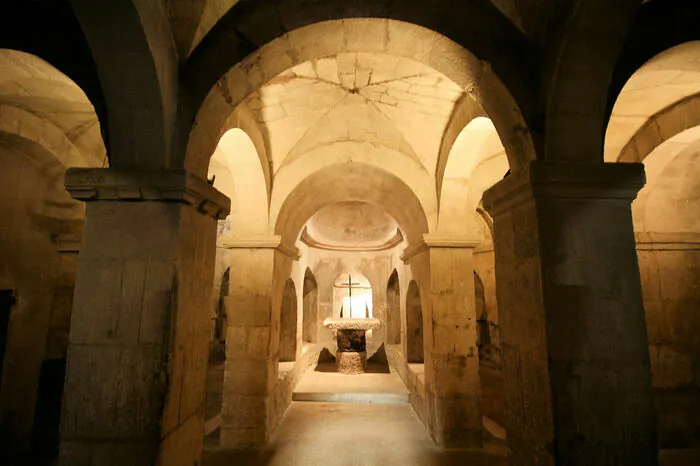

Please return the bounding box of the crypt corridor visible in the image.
[1,1,700,465]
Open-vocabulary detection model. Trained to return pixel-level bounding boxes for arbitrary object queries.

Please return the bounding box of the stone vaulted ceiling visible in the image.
[244,52,464,175]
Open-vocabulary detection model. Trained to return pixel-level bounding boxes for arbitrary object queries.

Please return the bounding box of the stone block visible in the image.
[221,395,266,426]
[223,360,269,395]
[225,326,247,359]
[246,326,272,359]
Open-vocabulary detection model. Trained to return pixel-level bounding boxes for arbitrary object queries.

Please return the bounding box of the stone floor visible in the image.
[202,402,510,466]
[200,360,700,466]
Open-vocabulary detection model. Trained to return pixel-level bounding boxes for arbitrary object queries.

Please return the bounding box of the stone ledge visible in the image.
[401,234,482,263]
[64,168,231,220]
[636,232,700,251]
[217,235,300,260]
[323,318,381,330]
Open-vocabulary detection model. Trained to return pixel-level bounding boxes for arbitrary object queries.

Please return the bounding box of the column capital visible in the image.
[401,234,483,263]
[483,161,646,217]
[217,234,300,260]
[64,167,231,220]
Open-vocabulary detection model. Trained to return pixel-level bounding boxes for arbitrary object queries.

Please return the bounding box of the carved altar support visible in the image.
[323,318,380,374]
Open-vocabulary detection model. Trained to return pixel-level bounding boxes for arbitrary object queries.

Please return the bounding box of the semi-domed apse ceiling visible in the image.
[302,201,402,251]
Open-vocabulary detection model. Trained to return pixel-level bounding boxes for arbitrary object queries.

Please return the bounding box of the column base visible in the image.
[335,351,367,374]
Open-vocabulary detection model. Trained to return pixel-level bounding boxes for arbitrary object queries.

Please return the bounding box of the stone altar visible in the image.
[323,318,381,374]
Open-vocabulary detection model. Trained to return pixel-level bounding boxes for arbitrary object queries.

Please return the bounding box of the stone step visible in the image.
[292,391,410,404]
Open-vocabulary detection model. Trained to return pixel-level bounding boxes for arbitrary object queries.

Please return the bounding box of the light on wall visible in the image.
[342,295,373,318]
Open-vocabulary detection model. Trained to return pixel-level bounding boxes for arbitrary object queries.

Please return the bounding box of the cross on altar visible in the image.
[334,274,369,318]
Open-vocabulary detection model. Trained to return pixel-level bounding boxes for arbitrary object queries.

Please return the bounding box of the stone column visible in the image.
[217,236,297,448]
[483,162,657,465]
[402,236,483,448]
[59,169,229,466]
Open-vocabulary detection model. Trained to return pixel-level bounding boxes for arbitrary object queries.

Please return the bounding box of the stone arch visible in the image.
[437,117,506,234]
[0,49,106,168]
[208,128,269,235]
[386,270,401,346]
[187,0,534,107]
[406,280,424,364]
[606,42,700,163]
[616,94,700,163]
[279,278,298,362]
[185,18,536,177]
[271,143,436,234]
[634,137,700,234]
[302,268,318,344]
[69,0,177,168]
[608,0,700,120]
[0,3,106,129]
[273,162,429,248]
[436,96,488,203]
[545,0,641,163]
[201,102,271,202]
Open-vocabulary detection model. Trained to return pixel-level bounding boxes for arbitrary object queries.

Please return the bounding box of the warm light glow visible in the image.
[342,295,373,318]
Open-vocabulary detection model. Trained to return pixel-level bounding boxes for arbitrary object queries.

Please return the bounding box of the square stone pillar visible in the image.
[483,162,657,465]
[403,237,483,448]
[216,237,297,449]
[59,169,229,466]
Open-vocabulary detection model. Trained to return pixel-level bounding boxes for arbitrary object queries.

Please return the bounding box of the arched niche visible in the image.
[279,279,298,362]
[406,280,424,364]
[386,271,401,346]
[332,273,373,319]
[302,269,319,344]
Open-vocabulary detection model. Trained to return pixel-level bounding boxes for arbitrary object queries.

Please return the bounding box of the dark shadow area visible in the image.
[31,358,66,462]
[0,290,14,386]
[368,343,388,363]
[314,361,337,373]
[313,348,336,371]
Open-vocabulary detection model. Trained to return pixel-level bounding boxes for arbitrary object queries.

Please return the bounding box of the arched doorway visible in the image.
[406,280,424,364]
[302,269,318,343]
[386,271,401,345]
[279,279,298,362]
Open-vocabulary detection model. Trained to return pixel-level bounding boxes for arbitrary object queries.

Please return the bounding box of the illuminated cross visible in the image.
[336,274,365,317]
